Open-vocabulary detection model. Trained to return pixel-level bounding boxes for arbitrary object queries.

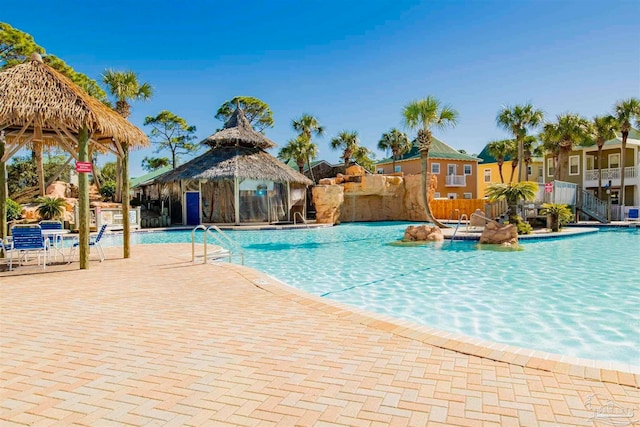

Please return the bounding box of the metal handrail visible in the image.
[191,225,207,263]
[293,211,308,228]
[450,214,468,242]
[205,225,245,265]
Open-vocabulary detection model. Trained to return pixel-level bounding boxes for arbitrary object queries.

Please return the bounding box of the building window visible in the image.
[484,169,491,183]
[569,155,579,175]
[447,164,457,175]
[527,165,532,176]
[394,165,401,173]
[547,158,555,178]
[586,155,595,171]
[463,164,472,175]
[431,163,440,174]
[433,192,441,198]
[376,168,384,174]
[447,193,457,200]
[609,153,620,169]
[463,193,472,199]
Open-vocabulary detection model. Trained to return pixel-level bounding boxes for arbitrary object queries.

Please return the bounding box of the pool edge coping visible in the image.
[224,263,640,389]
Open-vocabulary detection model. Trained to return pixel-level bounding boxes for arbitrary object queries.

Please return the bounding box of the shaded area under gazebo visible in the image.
[156,108,312,225]
[0,53,148,268]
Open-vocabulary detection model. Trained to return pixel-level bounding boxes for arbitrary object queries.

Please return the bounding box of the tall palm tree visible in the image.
[102,69,153,259]
[496,103,544,182]
[539,124,561,180]
[377,128,411,172]
[291,114,324,183]
[278,135,318,174]
[330,130,360,169]
[522,135,538,182]
[544,113,591,181]
[485,181,538,225]
[102,69,153,201]
[591,115,618,198]
[486,139,510,183]
[352,145,376,173]
[613,98,640,208]
[506,139,518,183]
[402,96,458,228]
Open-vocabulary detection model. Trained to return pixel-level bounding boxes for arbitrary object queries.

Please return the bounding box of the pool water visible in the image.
[102,222,640,366]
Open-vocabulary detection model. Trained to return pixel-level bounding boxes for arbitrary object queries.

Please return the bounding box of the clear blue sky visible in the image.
[4,0,639,177]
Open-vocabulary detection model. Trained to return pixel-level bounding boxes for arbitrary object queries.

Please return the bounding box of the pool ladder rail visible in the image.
[450,214,468,242]
[293,211,309,228]
[191,225,245,265]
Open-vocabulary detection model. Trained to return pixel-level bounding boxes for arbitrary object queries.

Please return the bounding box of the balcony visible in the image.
[584,166,639,187]
[445,174,466,187]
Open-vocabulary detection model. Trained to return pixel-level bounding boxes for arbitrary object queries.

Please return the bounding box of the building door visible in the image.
[185,191,201,225]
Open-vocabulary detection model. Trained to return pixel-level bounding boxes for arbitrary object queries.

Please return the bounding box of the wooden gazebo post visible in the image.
[122,142,131,258]
[0,132,6,243]
[77,126,90,268]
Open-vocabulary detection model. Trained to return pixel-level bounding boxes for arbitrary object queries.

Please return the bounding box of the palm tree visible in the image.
[613,98,640,208]
[496,104,544,182]
[486,139,510,183]
[402,96,458,228]
[330,130,360,169]
[291,114,324,183]
[278,135,318,174]
[543,113,591,181]
[506,139,518,183]
[102,70,153,202]
[591,115,618,198]
[485,181,538,225]
[377,128,411,172]
[351,146,376,173]
[522,135,538,182]
[539,124,561,180]
[102,69,153,259]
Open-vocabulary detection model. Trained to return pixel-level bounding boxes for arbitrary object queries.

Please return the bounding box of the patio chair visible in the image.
[9,224,49,271]
[626,208,639,221]
[69,223,108,262]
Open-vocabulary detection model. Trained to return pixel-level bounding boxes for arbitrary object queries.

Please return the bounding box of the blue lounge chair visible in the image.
[69,223,108,262]
[9,224,49,271]
[627,208,639,221]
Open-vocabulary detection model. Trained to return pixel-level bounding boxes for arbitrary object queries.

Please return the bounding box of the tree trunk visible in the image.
[115,156,123,203]
[620,135,627,208]
[420,149,447,228]
[597,145,603,199]
[307,159,316,184]
[557,149,569,182]
[0,138,7,249]
[509,160,517,183]
[517,137,524,182]
[122,143,131,258]
[498,162,504,183]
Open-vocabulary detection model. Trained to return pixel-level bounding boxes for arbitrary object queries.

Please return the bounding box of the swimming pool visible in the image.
[102,222,639,366]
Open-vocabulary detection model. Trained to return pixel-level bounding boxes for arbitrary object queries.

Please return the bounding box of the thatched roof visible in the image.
[0,53,148,150]
[157,146,312,185]
[200,107,276,149]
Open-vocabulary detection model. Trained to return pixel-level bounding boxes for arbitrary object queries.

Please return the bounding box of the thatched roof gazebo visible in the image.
[0,53,149,268]
[157,107,312,225]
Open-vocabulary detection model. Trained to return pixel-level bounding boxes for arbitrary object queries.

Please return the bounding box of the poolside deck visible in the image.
[1,244,638,426]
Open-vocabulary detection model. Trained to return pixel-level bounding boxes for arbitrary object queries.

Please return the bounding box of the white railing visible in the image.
[585,166,638,182]
[445,175,466,186]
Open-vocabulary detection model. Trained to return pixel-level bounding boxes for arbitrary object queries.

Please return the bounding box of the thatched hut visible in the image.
[0,53,148,268]
[157,107,312,225]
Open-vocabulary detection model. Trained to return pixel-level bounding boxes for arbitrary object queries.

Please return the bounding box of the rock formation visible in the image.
[312,185,344,224]
[478,221,518,245]
[403,225,444,242]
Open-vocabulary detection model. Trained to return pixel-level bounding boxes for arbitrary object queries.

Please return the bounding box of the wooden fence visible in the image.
[430,199,507,220]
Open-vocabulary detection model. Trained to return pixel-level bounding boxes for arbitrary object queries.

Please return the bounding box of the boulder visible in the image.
[469,209,486,227]
[312,185,344,225]
[403,224,444,242]
[345,165,366,176]
[479,221,518,245]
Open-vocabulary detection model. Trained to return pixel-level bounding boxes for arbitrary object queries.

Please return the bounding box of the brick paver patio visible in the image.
[1,244,638,426]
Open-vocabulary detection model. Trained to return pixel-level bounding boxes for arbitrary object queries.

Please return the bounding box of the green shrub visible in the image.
[540,203,574,232]
[7,198,22,221]
[100,181,117,202]
[35,196,66,220]
[516,218,533,235]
